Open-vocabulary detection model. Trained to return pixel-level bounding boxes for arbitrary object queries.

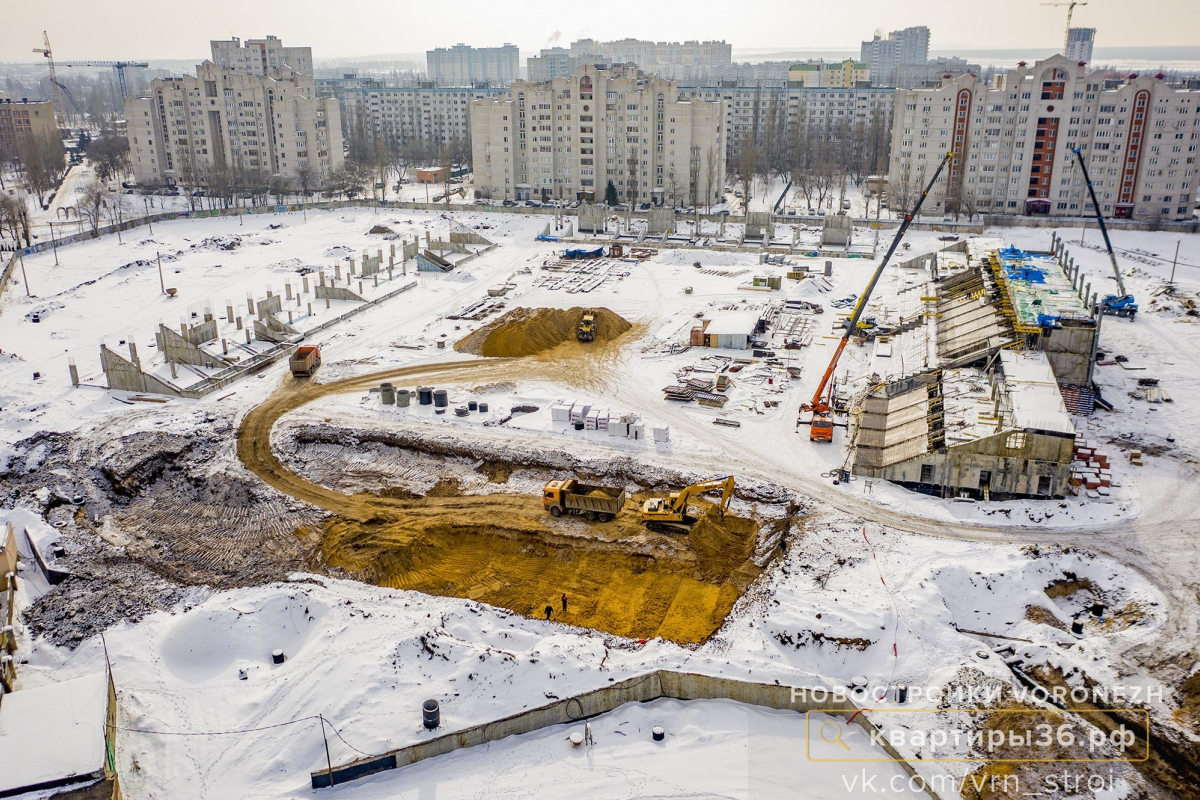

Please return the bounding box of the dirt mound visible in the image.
[368,224,394,235]
[455,307,632,357]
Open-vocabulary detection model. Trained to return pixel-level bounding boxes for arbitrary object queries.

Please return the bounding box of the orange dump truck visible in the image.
[289,345,322,377]
[543,479,625,522]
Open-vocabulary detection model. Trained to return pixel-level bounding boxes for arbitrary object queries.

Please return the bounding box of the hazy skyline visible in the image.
[5,0,1199,62]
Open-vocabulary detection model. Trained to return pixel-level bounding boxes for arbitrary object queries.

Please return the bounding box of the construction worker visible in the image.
[561,593,568,613]
[544,604,553,621]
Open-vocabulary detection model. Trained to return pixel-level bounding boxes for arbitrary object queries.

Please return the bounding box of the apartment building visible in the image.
[471,64,726,205]
[1066,28,1096,64]
[0,99,57,152]
[861,26,931,86]
[209,36,313,78]
[426,44,519,87]
[125,38,342,189]
[679,84,895,161]
[566,39,732,83]
[887,56,1200,220]
[788,60,871,89]
[345,85,503,153]
[527,48,575,83]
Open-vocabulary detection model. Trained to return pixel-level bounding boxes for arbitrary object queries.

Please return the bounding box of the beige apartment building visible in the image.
[125,37,342,189]
[0,99,57,152]
[788,60,870,89]
[888,56,1200,220]
[471,65,726,205]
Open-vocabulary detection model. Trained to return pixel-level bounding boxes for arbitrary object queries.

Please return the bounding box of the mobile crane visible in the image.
[1070,147,1138,319]
[641,476,735,533]
[799,151,955,442]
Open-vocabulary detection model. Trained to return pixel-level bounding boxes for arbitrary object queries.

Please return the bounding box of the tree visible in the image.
[0,194,33,248]
[79,178,107,235]
[18,131,65,207]
[295,161,316,197]
[735,144,757,211]
[604,179,618,207]
[704,147,721,213]
[86,134,130,183]
[269,175,293,206]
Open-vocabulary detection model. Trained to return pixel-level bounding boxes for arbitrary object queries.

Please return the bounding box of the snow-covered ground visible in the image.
[3,204,1200,799]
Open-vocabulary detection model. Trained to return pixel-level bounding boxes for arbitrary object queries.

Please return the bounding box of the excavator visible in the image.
[578,309,597,342]
[640,476,735,534]
[1071,147,1138,319]
[799,151,955,442]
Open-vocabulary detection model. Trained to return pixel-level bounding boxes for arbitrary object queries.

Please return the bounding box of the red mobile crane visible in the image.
[799,151,955,442]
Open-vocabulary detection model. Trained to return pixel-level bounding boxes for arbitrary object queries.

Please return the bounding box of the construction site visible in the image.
[2,186,1200,800]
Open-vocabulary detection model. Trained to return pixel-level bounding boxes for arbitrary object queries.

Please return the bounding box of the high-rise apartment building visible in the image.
[788,60,871,88]
[861,26,932,87]
[888,57,1199,221]
[1066,28,1096,64]
[0,99,57,153]
[125,36,342,189]
[345,85,503,155]
[527,48,575,83]
[209,36,313,78]
[426,44,520,87]
[565,39,732,83]
[471,64,726,205]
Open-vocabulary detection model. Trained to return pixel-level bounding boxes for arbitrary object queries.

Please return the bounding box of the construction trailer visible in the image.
[691,312,759,350]
[852,350,1076,500]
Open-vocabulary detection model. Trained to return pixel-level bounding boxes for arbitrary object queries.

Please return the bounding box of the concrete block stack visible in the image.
[1070,434,1113,496]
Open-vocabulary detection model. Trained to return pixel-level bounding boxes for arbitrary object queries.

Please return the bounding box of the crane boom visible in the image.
[1070,147,1126,297]
[802,150,955,417]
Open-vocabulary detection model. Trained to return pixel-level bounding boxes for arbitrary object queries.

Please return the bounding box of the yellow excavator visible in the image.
[640,476,735,534]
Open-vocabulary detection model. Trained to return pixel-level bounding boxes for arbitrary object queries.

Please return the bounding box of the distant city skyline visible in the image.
[4,0,1198,62]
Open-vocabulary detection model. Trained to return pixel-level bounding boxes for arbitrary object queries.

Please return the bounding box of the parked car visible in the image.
[716,209,731,216]
[636,202,650,211]
[502,199,515,207]
[841,200,852,210]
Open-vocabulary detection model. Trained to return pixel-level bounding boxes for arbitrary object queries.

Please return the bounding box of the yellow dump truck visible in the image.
[543,478,625,522]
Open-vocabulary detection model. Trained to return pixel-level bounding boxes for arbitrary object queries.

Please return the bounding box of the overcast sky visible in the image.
[5,0,1199,62]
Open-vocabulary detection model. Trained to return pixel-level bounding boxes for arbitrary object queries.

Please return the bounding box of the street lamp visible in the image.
[48,221,59,266]
[143,198,153,235]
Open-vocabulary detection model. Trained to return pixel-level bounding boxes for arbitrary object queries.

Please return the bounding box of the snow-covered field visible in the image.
[3,204,1200,799]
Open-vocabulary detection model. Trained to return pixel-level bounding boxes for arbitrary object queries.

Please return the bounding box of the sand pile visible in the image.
[455,307,632,357]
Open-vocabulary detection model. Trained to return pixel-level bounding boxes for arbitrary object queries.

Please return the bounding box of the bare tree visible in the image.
[18,131,65,207]
[295,161,315,198]
[0,194,33,248]
[78,179,107,235]
[269,175,293,206]
[735,144,757,211]
[86,133,130,183]
[704,146,721,213]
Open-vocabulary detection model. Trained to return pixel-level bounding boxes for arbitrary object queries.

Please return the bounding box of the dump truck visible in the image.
[289,345,322,377]
[543,478,625,522]
[578,310,596,342]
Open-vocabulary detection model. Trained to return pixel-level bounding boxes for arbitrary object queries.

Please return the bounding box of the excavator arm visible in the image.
[670,476,735,517]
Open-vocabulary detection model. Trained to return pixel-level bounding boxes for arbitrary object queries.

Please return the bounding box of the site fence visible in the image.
[310,669,945,800]
[1,523,20,694]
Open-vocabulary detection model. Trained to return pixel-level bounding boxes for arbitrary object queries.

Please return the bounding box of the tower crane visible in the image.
[1040,0,1088,53]
[798,151,955,442]
[57,61,150,99]
[32,31,66,130]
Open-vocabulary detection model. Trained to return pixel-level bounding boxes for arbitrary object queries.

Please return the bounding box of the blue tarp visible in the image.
[564,247,604,259]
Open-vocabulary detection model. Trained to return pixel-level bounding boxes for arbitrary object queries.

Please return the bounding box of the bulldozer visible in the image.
[640,476,735,534]
[578,310,596,342]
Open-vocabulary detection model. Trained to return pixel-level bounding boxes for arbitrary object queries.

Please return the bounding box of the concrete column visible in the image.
[236,316,243,330]
[325,294,331,309]
[222,338,228,355]
[358,280,363,294]
[1084,281,1091,303]
[373,274,378,288]
[285,282,293,301]
[349,257,356,277]
[319,270,326,287]
[246,329,252,344]
[425,231,431,247]
[69,359,79,387]
[302,276,310,294]
[266,287,273,299]
[226,302,235,322]
[246,294,254,313]
[307,302,313,316]
[288,310,293,324]
[129,341,139,364]
[377,248,383,262]
[335,263,342,281]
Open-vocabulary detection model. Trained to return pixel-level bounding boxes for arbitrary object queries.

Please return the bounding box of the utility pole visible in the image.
[143,199,153,234]
[1079,219,1086,244]
[19,253,31,297]
[1169,239,1180,287]
[156,251,165,294]
[49,221,59,266]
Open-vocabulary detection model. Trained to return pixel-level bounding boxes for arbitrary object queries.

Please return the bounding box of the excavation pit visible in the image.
[317,493,763,644]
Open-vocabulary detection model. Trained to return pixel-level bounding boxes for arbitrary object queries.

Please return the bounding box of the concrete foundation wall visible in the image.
[185,318,218,345]
[255,294,283,320]
[311,670,943,800]
[156,325,228,368]
[578,204,607,233]
[314,285,365,302]
[647,208,676,235]
[1042,319,1097,387]
[99,345,182,396]
[821,215,852,246]
[858,429,1074,498]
